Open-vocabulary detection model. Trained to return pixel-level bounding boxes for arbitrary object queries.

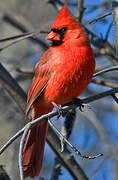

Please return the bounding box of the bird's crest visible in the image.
[52,5,78,29]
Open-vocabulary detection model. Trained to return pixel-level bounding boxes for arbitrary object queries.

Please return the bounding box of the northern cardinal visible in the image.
[23,5,95,178]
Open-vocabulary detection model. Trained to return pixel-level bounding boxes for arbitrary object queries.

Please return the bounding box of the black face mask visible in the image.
[51,28,67,46]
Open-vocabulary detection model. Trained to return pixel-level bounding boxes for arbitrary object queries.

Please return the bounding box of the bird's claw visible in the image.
[72,98,84,112]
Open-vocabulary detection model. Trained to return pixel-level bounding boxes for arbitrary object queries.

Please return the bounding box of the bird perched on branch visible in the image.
[23,5,95,178]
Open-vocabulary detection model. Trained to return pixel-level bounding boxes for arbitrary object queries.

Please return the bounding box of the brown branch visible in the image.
[0,31,49,43]
[46,0,63,10]
[84,26,118,65]
[78,0,85,23]
[89,12,112,24]
[0,31,47,52]
[112,1,118,54]
[50,109,76,180]
[104,21,113,41]
[93,66,118,77]
[1,12,49,50]
[19,65,118,78]
[92,79,118,88]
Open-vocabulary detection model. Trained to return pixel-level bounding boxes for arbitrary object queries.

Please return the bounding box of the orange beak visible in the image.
[46,31,60,41]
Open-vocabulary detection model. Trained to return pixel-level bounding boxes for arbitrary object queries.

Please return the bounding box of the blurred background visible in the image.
[0,0,118,180]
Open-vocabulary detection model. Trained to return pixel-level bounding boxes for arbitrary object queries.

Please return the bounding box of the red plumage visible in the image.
[23,5,95,178]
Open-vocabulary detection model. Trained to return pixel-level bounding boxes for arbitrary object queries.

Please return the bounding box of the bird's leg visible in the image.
[51,102,63,119]
[72,98,84,112]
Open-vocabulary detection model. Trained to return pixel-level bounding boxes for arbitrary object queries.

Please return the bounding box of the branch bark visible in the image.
[112,1,118,55]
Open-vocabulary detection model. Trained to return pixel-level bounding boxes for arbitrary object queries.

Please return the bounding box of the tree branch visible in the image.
[0,62,89,180]
[1,12,48,50]
[92,79,118,88]
[89,12,112,24]
[112,1,118,54]
[77,0,85,23]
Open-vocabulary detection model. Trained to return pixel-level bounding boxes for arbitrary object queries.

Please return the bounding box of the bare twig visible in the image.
[0,31,49,43]
[77,0,85,23]
[0,62,89,180]
[17,66,118,87]
[112,1,118,54]
[1,62,118,179]
[0,31,47,52]
[46,0,63,10]
[111,94,118,103]
[93,66,118,77]
[61,109,76,150]
[19,123,31,180]
[19,119,101,180]
[92,79,118,88]
[84,26,118,65]
[0,63,27,113]
[104,21,113,41]
[1,13,48,49]
[90,155,110,177]
[89,12,112,24]
[16,68,34,76]
[1,87,118,155]
[51,109,76,179]
[1,11,118,65]
[49,120,103,159]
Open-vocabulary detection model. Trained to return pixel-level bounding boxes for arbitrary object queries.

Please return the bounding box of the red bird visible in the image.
[23,5,95,178]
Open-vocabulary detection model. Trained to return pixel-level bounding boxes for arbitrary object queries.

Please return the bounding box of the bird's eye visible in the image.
[60,28,67,33]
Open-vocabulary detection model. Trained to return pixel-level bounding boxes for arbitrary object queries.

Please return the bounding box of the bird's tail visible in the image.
[23,113,48,178]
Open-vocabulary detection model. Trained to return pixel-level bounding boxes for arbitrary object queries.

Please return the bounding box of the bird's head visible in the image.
[46,5,90,47]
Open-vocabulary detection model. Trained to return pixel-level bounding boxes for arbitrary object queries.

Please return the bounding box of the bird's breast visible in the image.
[44,46,95,105]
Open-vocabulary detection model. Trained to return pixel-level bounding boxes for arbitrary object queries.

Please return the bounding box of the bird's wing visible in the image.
[26,50,51,115]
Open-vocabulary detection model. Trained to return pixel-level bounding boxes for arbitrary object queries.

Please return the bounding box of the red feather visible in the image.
[23,5,95,178]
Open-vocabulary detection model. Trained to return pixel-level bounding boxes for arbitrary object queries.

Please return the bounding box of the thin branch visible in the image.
[18,119,101,180]
[17,66,118,86]
[93,66,118,77]
[90,155,110,177]
[0,31,47,52]
[19,123,31,180]
[0,63,89,180]
[92,79,118,88]
[77,0,85,23]
[1,87,118,155]
[104,21,113,41]
[49,120,103,159]
[89,12,112,24]
[112,1,118,54]
[1,12,48,49]
[51,108,76,179]
[1,62,118,179]
[0,63,27,113]
[1,11,118,65]
[0,127,25,155]
[16,68,34,76]
[111,94,118,103]
[46,0,63,10]
[48,126,89,180]
[83,26,118,65]
[0,30,49,43]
